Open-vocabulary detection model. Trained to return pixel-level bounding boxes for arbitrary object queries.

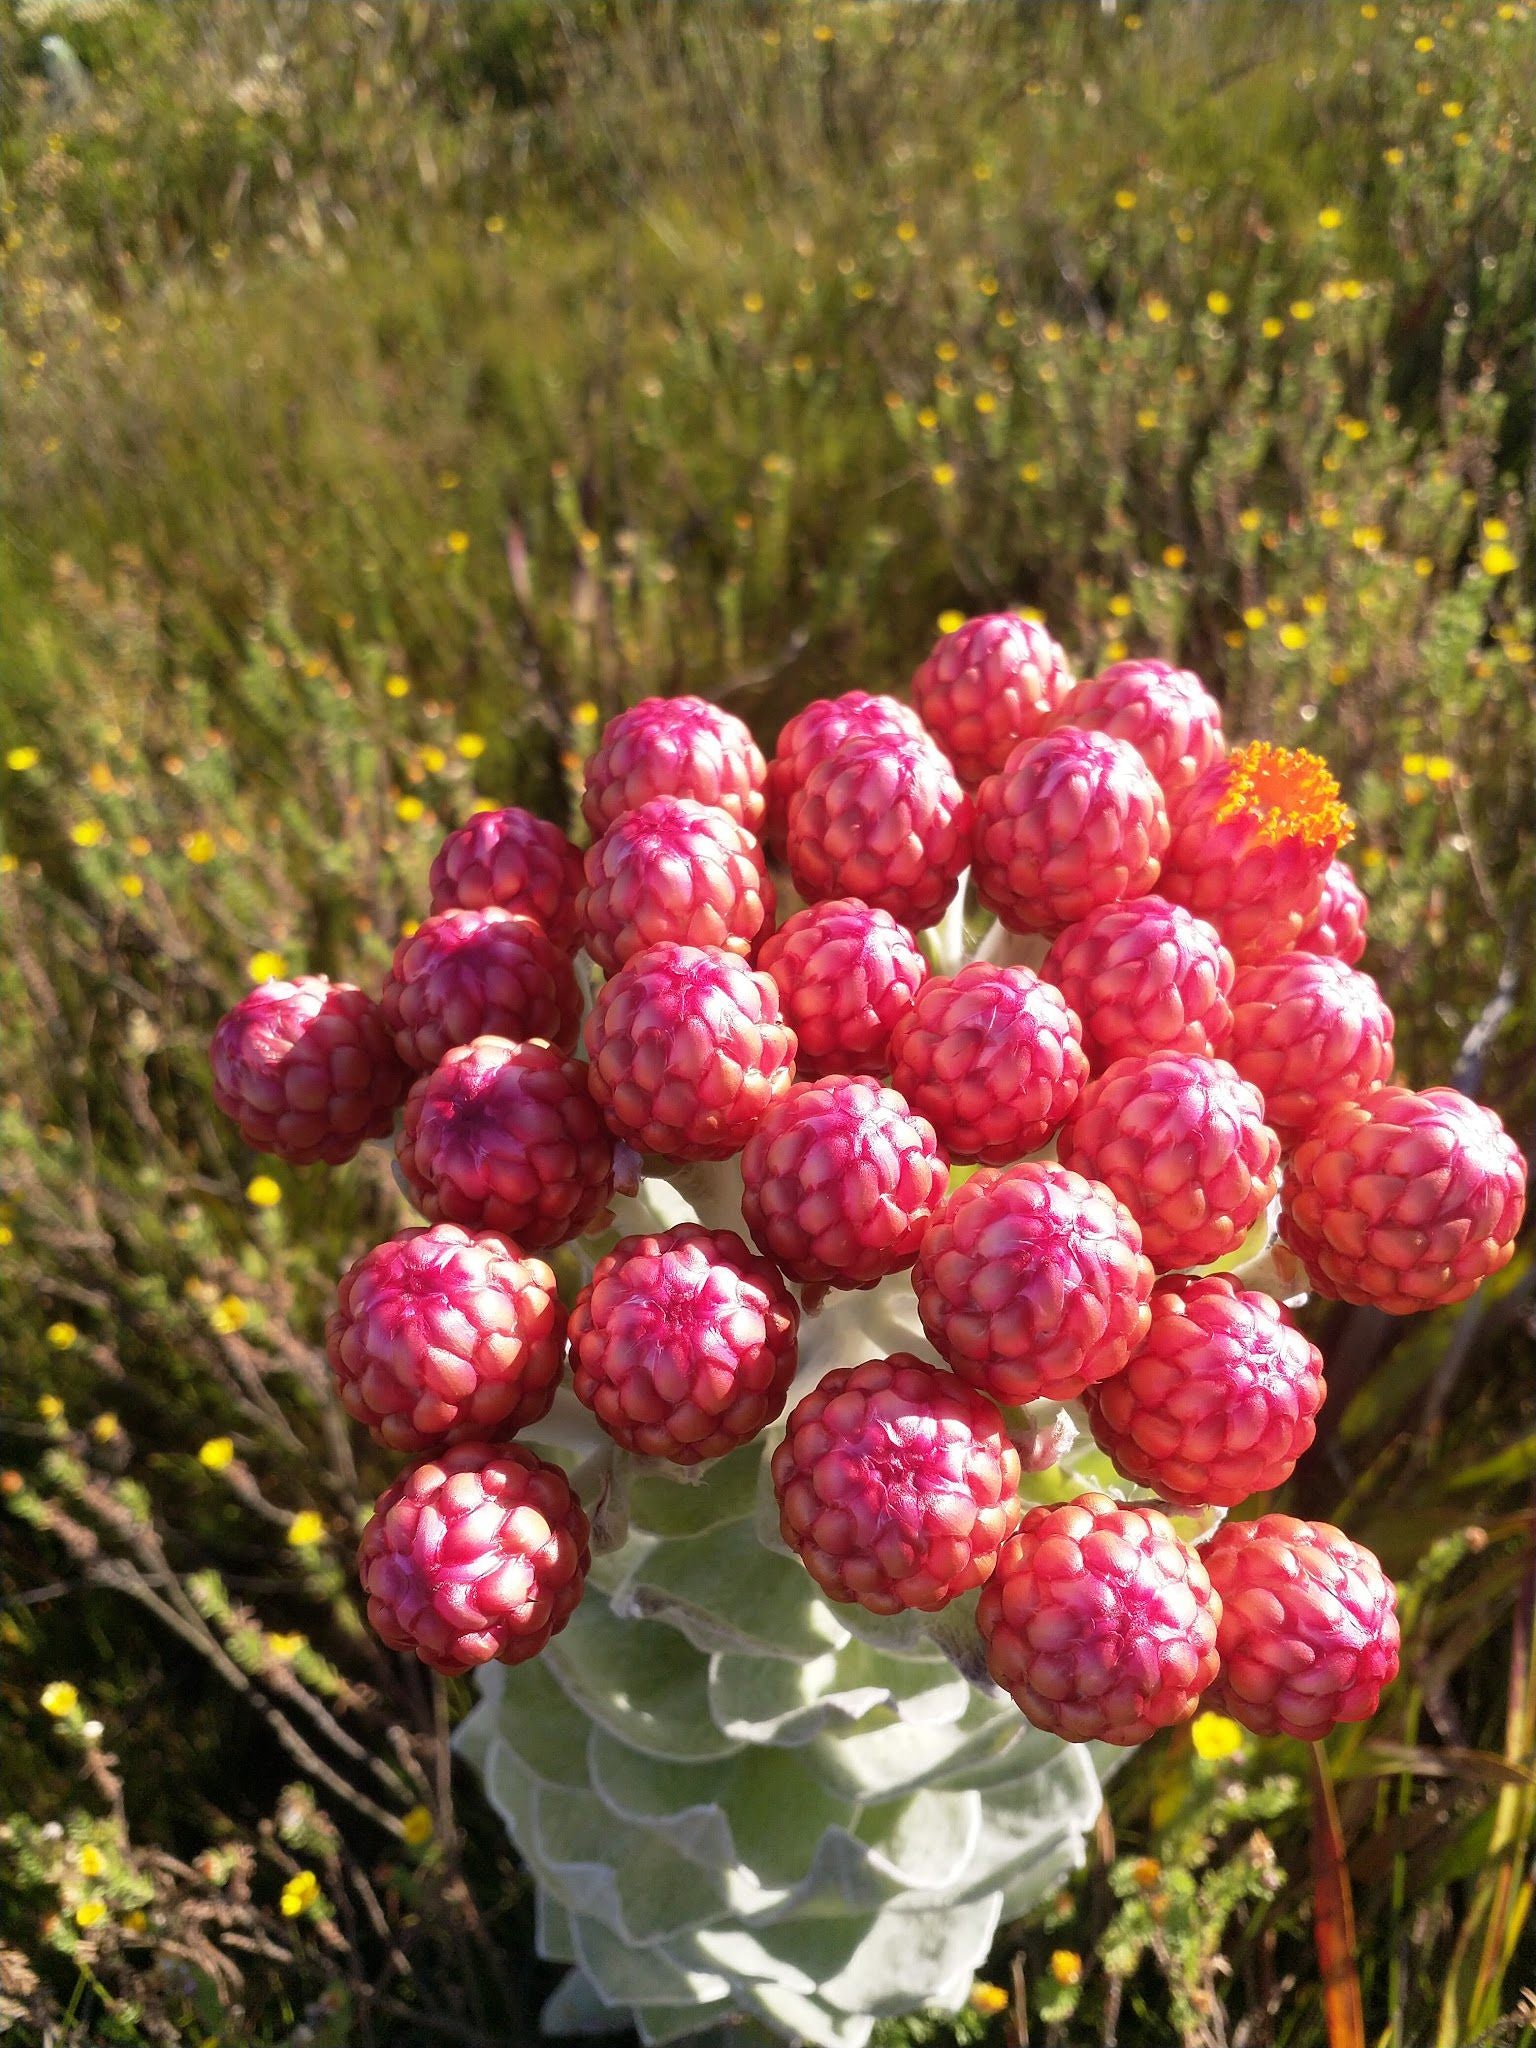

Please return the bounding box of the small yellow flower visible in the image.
[1224,629,1246,648]
[1290,300,1315,322]
[1414,35,1434,53]
[183,831,216,864]
[974,392,997,416]
[1484,518,1509,542]
[1145,295,1170,324]
[79,1845,105,1877]
[1279,623,1308,651]
[1136,408,1159,430]
[41,1682,79,1717]
[916,406,939,431]
[247,951,289,983]
[1341,278,1364,300]
[1114,189,1137,211]
[198,1437,235,1471]
[1383,146,1405,166]
[1261,316,1285,339]
[1104,639,1129,663]
[46,1321,78,1349]
[90,1413,119,1444]
[124,1910,148,1934]
[935,340,959,364]
[400,917,421,940]
[1041,321,1064,344]
[287,1510,326,1548]
[446,531,469,555]
[1402,752,1428,776]
[1131,1855,1162,1888]
[1442,100,1463,118]
[572,700,600,728]
[896,220,917,243]
[978,274,998,297]
[1341,418,1369,441]
[38,1395,64,1422]
[1049,1950,1083,1987]
[1206,290,1231,316]
[5,746,39,771]
[280,1869,320,1917]
[484,215,505,236]
[1481,544,1516,576]
[1162,546,1186,569]
[972,161,992,182]
[402,1805,435,1847]
[456,733,486,760]
[930,463,957,489]
[396,795,426,823]
[1414,556,1434,578]
[1191,1711,1245,1760]
[71,820,107,849]
[937,610,966,634]
[1425,755,1456,783]
[75,1900,107,1930]
[1352,525,1385,552]
[385,674,411,699]
[210,1294,249,1335]
[1303,592,1328,617]
[246,1175,282,1209]
[1238,508,1262,533]
[1318,206,1343,230]
[1107,595,1134,620]
[419,745,448,774]
[1242,606,1267,631]
[968,1982,1009,2017]
[1018,462,1041,484]
[267,1631,305,1660]
[128,835,151,857]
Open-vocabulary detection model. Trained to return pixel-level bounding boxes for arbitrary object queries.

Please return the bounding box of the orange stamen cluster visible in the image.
[1214,742,1353,850]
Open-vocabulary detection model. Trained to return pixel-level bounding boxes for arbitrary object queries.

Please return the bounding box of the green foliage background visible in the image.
[1,4,1533,2045]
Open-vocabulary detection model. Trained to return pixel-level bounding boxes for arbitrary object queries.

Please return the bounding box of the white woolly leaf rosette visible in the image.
[454,908,1287,2048]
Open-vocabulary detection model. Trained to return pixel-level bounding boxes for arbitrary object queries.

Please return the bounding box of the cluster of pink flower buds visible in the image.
[208,617,1525,1746]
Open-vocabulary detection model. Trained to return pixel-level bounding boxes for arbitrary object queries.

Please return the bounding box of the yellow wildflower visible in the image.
[1481,544,1515,576]
[1191,1712,1244,1760]
[280,1870,320,1917]
[267,1632,305,1660]
[969,1983,1009,2016]
[71,820,107,849]
[41,1682,79,1717]
[930,463,956,489]
[183,831,216,864]
[456,733,486,760]
[247,951,288,982]
[245,1175,282,1208]
[385,674,410,699]
[1242,606,1267,631]
[6,746,39,771]
[396,795,426,823]
[90,1413,119,1444]
[1018,462,1041,484]
[419,745,447,773]
[937,610,966,634]
[446,531,469,555]
[1261,316,1285,339]
[37,1396,64,1422]
[1145,295,1170,323]
[1383,147,1405,166]
[1279,623,1309,651]
[287,1511,326,1548]
[1206,290,1231,316]
[79,1845,105,1878]
[1162,546,1186,569]
[896,221,917,244]
[1114,189,1137,210]
[402,1805,435,1847]
[1425,756,1456,783]
[1049,1950,1083,1987]
[198,1438,235,1471]
[75,1901,107,1930]
[1318,206,1342,229]
[46,1322,78,1349]
[1290,300,1315,322]
[209,1295,249,1335]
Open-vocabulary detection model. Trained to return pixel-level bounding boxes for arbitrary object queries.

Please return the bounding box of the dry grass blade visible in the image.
[1309,1742,1365,2048]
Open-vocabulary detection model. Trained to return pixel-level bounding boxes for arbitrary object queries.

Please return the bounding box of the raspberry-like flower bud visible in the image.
[584,942,796,1161]
[741,1076,948,1291]
[1295,857,1369,966]
[396,1037,616,1248]
[211,975,407,1166]
[972,729,1169,936]
[1226,951,1394,1144]
[582,696,766,837]
[1059,1052,1281,1272]
[1082,1275,1324,1507]
[1202,1515,1400,1740]
[327,1224,566,1452]
[380,907,582,1072]
[758,899,928,1081]
[1159,742,1351,963]
[910,612,1075,789]
[578,796,773,977]
[1280,1085,1527,1312]
[787,733,973,929]
[764,692,926,860]
[358,1442,589,1675]
[428,807,583,952]
[1041,896,1235,1073]
[771,1353,1021,1614]
[570,1224,799,1463]
[889,964,1087,1164]
[1050,658,1225,807]
[978,1495,1221,1745]
[914,1163,1153,1404]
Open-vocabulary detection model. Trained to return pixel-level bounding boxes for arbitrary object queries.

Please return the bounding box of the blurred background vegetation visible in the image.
[2,1,1534,2043]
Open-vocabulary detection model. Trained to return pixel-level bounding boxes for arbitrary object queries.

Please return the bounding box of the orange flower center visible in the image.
[1214,741,1353,850]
